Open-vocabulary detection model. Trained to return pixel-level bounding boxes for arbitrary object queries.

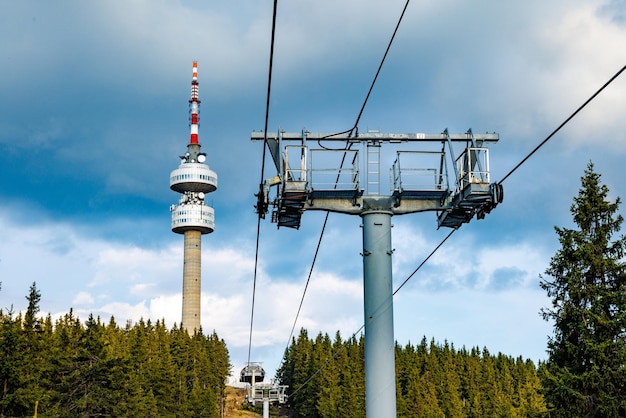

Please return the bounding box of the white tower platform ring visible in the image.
[171,203,215,234]
[170,163,218,193]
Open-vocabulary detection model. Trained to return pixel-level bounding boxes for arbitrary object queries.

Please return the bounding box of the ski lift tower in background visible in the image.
[252,128,503,418]
[240,362,287,418]
[246,382,288,418]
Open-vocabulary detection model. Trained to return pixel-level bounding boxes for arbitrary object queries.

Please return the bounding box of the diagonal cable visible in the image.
[248,0,279,367]
[498,64,626,184]
[280,0,412,367]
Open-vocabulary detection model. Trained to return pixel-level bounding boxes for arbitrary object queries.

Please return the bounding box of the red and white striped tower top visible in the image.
[189,61,201,144]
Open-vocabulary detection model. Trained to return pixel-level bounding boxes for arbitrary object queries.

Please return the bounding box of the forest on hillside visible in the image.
[277,329,547,418]
[0,284,231,418]
[1,285,547,418]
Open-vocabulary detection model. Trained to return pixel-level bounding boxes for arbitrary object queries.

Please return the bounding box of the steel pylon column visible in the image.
[361,210,396,418]
[263,398,269,418]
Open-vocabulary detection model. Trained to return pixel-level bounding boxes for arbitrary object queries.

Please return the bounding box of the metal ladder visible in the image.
[367,141,381,195]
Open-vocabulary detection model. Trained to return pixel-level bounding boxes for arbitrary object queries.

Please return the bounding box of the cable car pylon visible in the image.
[252,128,503,418]
[240,362,287,418]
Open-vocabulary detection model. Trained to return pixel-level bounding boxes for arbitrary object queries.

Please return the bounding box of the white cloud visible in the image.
[91,301,152,324]
[203,269,363,349]
[72,291,94,306]
[130,283,157,296]
[90,246,180,290]
[387,218,552,292]
[532,4,626,149]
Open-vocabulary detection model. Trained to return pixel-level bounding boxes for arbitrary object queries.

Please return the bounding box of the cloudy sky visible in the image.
[2,0,626,382]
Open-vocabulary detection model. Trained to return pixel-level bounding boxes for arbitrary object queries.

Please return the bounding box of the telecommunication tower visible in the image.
[253,129,503,417]
[170,61,218,335]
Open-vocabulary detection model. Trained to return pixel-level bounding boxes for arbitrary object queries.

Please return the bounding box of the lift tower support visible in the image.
[252,129,503,418]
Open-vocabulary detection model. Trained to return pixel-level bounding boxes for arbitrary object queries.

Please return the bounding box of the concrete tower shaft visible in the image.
[182,230,202,330]
[169,61,217,335]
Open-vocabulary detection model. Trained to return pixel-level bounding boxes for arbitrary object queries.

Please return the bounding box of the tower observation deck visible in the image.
[170,61,218,335]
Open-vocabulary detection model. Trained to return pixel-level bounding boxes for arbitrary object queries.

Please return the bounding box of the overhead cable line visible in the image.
[350,0,411,134]
[282,216,329,354]
[248,0,279,367]
[280,0,411,365]
[393,228,456,296]
[317,0,411,148]
[498,64,626,184]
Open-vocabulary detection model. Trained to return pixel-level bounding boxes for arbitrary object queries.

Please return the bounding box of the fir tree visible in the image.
[540,162,626,416]
[340,335,365,417]
[316,332,342,418]
[0,286,230,416]
[439,341,464,417]
[23,282,41,331]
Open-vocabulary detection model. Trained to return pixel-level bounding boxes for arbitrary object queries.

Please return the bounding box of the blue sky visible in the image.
[1,0,626,383]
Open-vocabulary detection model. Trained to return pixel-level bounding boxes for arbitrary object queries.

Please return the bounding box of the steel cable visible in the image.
[248,0,279,367]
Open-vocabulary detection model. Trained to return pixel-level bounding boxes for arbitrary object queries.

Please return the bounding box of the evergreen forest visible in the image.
[277,329,547,417]
[0,283,231,417]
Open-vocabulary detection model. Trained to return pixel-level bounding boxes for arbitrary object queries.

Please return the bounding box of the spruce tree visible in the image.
[540,162,626,416]
[23,282,41,331]
[439,341,464,417]
[340,335,365,417]
[316,332,342,418]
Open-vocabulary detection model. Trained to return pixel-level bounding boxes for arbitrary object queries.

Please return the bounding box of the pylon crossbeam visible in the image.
[252,130,499,143]
[253,129,502,228]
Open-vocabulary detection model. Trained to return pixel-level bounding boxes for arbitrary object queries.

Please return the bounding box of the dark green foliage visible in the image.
[0,286,231,417]
[23,282,41,332]
[540,162,626,417]
[278,329,546,418]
